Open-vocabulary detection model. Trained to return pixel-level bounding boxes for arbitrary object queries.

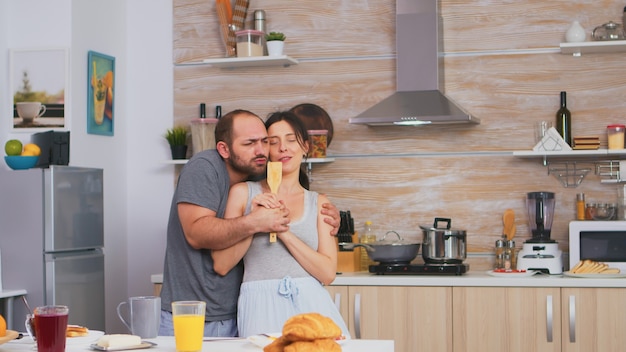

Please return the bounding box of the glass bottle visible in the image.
[359,221,376,271]
[494,240,505,270]
[576,193,585,220]
[556,91,572,146]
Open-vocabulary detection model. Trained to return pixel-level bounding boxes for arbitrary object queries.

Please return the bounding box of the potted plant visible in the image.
[165,126,189,159]
[265,31,286,56]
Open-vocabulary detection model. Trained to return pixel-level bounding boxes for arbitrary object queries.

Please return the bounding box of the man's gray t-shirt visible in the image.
[160,149,243,321]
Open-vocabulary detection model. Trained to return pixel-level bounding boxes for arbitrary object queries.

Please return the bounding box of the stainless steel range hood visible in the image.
[349,0,479,126]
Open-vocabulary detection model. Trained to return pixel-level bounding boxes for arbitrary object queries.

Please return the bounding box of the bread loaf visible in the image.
[571,259,621,274]
[96,334,141,348]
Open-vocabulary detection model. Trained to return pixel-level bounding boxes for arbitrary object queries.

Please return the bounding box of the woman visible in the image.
[211,111,349,338]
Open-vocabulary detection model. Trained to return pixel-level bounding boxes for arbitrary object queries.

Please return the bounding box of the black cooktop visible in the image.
[369,262,469,275]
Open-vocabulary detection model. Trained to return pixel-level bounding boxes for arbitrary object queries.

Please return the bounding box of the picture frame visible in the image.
[9,47,69,132]
[87,51,115,136]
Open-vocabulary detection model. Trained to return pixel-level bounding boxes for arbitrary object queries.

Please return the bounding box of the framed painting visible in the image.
[87,51,115,136]
[10,48,69,132]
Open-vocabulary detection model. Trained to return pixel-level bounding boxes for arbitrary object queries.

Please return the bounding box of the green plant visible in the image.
[164,126,188,146]
[265,31,286,41]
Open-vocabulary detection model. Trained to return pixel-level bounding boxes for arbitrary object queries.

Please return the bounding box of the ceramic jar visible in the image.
[565,21,586,43]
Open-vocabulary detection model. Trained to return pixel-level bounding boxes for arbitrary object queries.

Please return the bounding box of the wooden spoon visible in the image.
[503,209,515,240]
[267,161,282,243]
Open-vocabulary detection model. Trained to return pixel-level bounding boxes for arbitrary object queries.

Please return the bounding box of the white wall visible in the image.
[124,0,173,302]
[1,0,174,333]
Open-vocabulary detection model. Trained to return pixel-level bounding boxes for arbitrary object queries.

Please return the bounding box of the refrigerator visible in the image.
[0,166,105,330]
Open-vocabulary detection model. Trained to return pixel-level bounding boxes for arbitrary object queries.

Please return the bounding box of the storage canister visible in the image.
[190,118,218,155]
[307,129,328,158]
[607,124,625,150]
[236,30,264,57]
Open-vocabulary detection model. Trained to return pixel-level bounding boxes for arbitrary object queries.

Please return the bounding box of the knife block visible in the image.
[336,234,360,272]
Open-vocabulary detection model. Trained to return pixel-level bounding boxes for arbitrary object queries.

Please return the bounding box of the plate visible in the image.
[9,329,105,345]
[68,330,105,345]
[89,341,156,351]
[486,270,539,277]
[563,271,626,278]
[247,333,349,348]
[0,330,19,345]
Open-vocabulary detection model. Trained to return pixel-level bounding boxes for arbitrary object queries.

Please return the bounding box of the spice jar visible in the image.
[585,203,596,220]
[494,240,505,270]
[607,124,625,150]
[307,130,328,158]
[505,240,516,271]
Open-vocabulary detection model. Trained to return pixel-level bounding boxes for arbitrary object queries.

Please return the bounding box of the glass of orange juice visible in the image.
[172,301,206,352]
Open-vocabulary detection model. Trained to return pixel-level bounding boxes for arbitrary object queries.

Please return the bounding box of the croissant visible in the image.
[282,313,341,342]
[284,338,341,352]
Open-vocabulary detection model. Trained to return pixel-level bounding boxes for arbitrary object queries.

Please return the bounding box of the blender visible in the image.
[517,192,564,274]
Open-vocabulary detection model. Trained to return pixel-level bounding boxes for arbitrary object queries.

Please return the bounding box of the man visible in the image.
[159,109,339,337]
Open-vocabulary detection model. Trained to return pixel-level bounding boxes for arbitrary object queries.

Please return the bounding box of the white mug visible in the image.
[117,296,161,338]
[16,102,46,122]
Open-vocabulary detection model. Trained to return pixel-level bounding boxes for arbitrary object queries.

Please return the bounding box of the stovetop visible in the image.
[369,262,469,275]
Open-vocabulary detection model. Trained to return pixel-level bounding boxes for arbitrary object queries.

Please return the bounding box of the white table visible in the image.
[0,290,27,330]
[2,334,393,352]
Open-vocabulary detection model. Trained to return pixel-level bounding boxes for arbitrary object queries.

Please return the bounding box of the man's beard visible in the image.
[228,152,267,179]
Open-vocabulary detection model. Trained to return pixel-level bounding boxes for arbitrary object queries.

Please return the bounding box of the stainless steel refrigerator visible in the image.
[0,166,105,330]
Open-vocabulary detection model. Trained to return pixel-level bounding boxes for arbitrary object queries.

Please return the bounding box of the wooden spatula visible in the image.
[503,209,515,241]
[267,161,282,243]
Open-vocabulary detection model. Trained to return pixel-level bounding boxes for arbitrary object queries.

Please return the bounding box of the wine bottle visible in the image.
[556,91,572,146]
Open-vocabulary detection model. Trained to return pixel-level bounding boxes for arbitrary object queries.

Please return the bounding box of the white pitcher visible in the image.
[117,296,160,338]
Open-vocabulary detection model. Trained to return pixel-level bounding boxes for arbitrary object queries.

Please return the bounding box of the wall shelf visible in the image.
[175,55,299,69]
[560,40,626,56]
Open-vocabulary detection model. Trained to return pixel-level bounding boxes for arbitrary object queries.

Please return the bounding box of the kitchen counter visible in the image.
[3,334,393,352]
[152,271,626,288]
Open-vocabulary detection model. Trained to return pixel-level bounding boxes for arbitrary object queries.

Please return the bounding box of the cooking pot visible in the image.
[420,218,466,264]
[340,231,420,263]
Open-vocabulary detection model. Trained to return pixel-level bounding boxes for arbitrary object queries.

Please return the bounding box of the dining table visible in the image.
[1,332,394,352]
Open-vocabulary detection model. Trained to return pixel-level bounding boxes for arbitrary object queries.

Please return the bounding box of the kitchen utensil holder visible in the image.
[547,161,591,187]
[596,160,626,183]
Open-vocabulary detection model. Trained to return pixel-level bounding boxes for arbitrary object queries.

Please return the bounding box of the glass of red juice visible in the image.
[33,305,69,352]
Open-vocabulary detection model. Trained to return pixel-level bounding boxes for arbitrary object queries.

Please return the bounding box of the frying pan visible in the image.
[340,231,420,263]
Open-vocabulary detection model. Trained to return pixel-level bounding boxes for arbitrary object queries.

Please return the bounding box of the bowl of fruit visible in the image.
[4,139,41,170]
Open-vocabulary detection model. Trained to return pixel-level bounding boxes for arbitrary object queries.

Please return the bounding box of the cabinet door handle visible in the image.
[354,293,361,339]
[333,293,341,311]
[546,295,553,343]
[569,295,576,343]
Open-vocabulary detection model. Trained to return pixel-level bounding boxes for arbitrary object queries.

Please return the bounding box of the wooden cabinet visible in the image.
[452,287,562,352]
[327,285,452,352]
[452,287,626,352]
[561,288,626,352]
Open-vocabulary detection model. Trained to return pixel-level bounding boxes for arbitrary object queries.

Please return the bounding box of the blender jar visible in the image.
[526,192,556,243]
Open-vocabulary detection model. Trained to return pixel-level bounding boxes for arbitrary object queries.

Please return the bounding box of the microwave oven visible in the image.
[569,220,626,272]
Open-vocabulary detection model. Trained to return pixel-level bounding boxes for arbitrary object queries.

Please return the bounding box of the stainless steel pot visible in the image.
[420,218,466,264]
[340,231,420,263]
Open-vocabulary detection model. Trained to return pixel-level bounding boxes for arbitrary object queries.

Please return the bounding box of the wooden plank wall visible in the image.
[173,0,626,270]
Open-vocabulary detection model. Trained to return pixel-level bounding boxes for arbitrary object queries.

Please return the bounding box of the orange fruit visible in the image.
[0,314,6,336]
[23,143,41,156]
[5,139,22,156]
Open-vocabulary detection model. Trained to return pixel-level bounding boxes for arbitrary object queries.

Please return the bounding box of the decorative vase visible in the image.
[170,145,188,160]
[266,41,284,56]
[565,21,586,43]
